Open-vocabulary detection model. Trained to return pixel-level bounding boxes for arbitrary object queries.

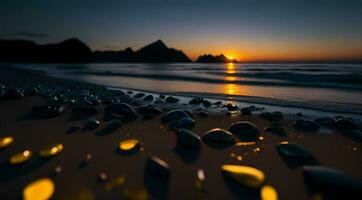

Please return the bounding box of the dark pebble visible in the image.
[176,129,201,148]
[228,121,260,141]
[294,119,320,131]
[146,156,170,177]
[161,110,190,123]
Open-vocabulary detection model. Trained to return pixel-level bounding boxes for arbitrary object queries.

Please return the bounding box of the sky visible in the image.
[1,0,362,62]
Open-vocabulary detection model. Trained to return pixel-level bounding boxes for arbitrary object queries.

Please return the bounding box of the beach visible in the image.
[0,65,361,200]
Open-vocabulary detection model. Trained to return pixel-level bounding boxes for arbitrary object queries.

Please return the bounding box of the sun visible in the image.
[227,56,234,60]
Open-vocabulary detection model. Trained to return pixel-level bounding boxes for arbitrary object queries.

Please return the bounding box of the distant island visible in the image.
[196,54,238,63]
[0,38,196,63]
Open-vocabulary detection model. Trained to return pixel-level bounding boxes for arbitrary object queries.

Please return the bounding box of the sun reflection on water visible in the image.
[224,63,238,95]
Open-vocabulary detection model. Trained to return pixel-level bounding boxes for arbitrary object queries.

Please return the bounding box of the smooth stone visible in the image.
[0,136,14,149]
[169,117,195,130]
[335,118,356,130]
[146,156,170,177]
[228,121,260,141]
[119,139,141,152]
[32,104,65,118]
[189,97,203,104]
[214,101,222,105]
[265,125,287,136]
[294,119,320,131]
[261,185,278,200]
[221,165,265,188]
[83,119,100,130]
[296,112,303,117]
[241,107,253,115]
[202,128,235,142]
[23,178,55,200]
[315,117,335,127]
[72,105,99,114]
[136,105,162,116]
[176,129,201,148]
[202,100,211,107]
[39,144,64,157]
[134,93,145,98]
[260,111,283,121]
[224,103,238,111]
[159,94,165,99]
[276,141,313,159]
[161,110,190,123]
[9,150,33,165]
[165,96,180,103]
[143,95,154,101]
[199,111,209,118]
[303,166,362,192]
[104,103,137,120]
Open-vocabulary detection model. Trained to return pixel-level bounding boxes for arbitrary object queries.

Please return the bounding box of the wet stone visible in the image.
[165,96,180,103]
[265,125,287,136]
[189,97,203,104]
[224,103,238,111]
[146,156,170,177]
[260,111,283,121]
[335,118,356,130]
[83,119,100,130]
[294,119,320,131]
[161,110,190,123]
[228,121,260,141]
[39,144,64,158]
[176,129,201,148]
[277,141,313,159]
[202,128,235,142]
[20,86,38,96]
[23,178,55,200]
[143,95,154,101]
[105,119,122,131]
[221,165,265,188]
[104,103,137,120]
[302,166,362,193]
[214,101,222,105]
[119,139,141,153]
[296,112,303,117]
[2,88,24,100]
[10,150,33,165]
[202,100,211,107]
[0,136,14,149]
[169,117,195,130]
[241,106,254,115]
[134,93,145,98]
[32,104,65,118]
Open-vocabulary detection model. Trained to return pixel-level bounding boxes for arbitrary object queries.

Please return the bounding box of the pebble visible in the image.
[165,96,180,103]
[9,150,33,165]
[221,164,265,188]
[260,111,283,121]
[105,119,122,131]
[315,117,335,127]
[146,156,170,177]
[23,178,55,200]
[261,185,278,200]
[335,118,356,130]
[169,117,195,130]
[228,121,260,141]
[241,107,253,115]
[276,141,313,159]
[199,111,209,118]
[264,125,287,136]
[202,128,235,142]
[0,136,14,149]
[2,88,24,100]
[39,144,64,157]
[98,172,108,182]
[83,119,100,130]
[176,129,201,148]
[195,168,206,192]
[161,110,191,123]
[143,95,154,101]
[134,93,145,98]
[104,103,137,120]
[224,103,238,111]
[119,139,141,153]
[303,166,362,193]
[294,119,320,131]
[189,97,203,104]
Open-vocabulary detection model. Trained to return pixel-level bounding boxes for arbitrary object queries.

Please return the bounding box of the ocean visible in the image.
[13,63,362,115]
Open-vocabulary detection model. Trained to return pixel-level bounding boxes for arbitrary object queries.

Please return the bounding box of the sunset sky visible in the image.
[1,0,362,61]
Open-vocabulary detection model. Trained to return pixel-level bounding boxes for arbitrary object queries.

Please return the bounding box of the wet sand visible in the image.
[0,65,361,200]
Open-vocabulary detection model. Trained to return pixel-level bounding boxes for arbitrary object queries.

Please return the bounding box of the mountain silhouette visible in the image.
[196,54,238,63]
[134,40,191,62]
[0,38,191,63]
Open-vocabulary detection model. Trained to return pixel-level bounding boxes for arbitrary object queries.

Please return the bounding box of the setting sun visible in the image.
[227,56,234,60]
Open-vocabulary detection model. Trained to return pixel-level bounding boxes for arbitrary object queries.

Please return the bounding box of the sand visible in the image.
[0,65,361,200]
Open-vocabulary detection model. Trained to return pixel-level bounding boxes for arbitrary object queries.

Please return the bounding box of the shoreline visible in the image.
[0,64,362,200]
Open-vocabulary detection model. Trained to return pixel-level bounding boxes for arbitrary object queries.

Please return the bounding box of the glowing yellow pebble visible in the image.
[119,139,140,152]
[122,186,148,200]
[39,144,63,157]
[261,185,278,200]
[23,178,55,200]
[195,168,205,192]
[105,176,126,191]
[10,150,32,164]
[0,136,14,149]
[221,165,265,188]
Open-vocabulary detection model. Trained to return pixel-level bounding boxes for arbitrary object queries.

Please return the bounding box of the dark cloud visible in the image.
[8,31,50,38]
